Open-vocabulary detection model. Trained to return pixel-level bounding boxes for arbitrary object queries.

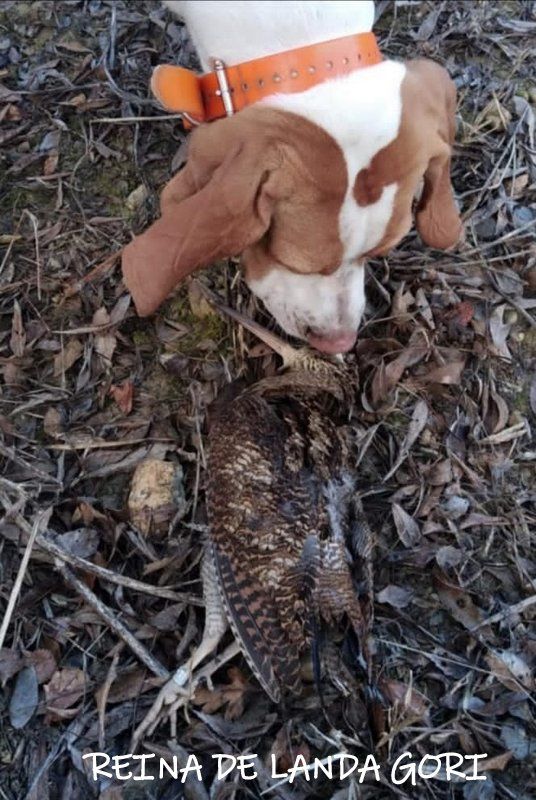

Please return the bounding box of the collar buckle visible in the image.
[212,58,235,117]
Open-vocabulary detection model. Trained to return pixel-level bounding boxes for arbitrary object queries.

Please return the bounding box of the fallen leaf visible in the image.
[9,666,38,729]
[415,5,441,40]
[460,512,505,529]
[489,305,513,360]
[391,284,414,327]
[44,667,86,722]
[56,37,92,53]
[419,360,465,385]
[72,501,107,526]
[0,103,21,121]
[43,152,58,176]
[0,648,23,684]
[427,458,453,486]
[476,97,512,132]
[435,546,462,570]
[479,421,528,446]
[371,344,428,407]
[434,573,495,640]
[54,528,100,559]
[10,299,26,357]
[500,723,536,761]
[485,650,534,692]
[60,92,87,107]
[109,293,131,325]
[415,288,435,329]
[23,649,57,684]
[442,495,470,520]
[98,668,161,705]
[193,666,250,720]
[384,399,428,481]
[376,584,413,608]
[53,338,83,377]
[149,603,185,631]
[109,380,134,415]
[476,752,513,773]
[391,504,421,547]
[449,301,474,328]
[380,679,430,722]
[43,406,63,438]
[92,308,116,364]
[488,386,510,434]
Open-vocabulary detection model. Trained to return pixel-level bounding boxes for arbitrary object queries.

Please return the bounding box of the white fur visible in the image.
[250,62,405,341]
[163,1,375,70]
[164,1,405,349]
[247,261,365,341]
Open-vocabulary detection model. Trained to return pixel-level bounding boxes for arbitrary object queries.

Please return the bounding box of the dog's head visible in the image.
[123,60,462,353]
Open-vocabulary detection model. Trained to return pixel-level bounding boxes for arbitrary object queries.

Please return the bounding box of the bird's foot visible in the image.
[130,663,196,750]
[130,640,241,751]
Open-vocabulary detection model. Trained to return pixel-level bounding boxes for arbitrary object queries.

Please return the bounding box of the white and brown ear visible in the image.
[408,60,463,250]
[122,119,282,316]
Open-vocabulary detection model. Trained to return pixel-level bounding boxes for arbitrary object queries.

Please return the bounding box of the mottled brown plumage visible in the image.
[203,307,367,702]
[132,303,370,745]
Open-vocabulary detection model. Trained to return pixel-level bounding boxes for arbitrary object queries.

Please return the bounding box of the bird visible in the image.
[132,294,373,745]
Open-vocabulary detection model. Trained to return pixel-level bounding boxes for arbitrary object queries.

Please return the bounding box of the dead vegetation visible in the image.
[0,1,535,798]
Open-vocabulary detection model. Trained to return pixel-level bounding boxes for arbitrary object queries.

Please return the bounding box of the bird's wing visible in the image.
[210,541,303,702]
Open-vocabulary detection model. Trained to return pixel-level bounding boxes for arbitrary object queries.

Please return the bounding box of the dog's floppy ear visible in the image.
[410,60,462,250]
[122,130,282,317]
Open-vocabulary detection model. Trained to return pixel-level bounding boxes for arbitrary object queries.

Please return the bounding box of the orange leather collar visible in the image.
[151,32,382,125]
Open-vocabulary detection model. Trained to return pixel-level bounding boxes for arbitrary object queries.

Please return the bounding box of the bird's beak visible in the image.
[195,282,301,364]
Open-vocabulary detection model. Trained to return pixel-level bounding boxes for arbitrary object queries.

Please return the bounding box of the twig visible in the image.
[62,250,121,299]
[47,437,186,453]
[92,114,187,123]
[462,218,536,256]
[10,513,202,605]
[60,563,169,679]
[96,644,124,749]
[0,441,62,487]
[494,288,536,329]
[0,508,52,649]
[7,519,169,677]
[35,531,203,605]
[0,213,23,276]
[471,594,536,630]
[22,210,41,300]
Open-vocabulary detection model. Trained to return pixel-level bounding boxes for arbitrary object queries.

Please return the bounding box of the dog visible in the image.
[122,1,462,354]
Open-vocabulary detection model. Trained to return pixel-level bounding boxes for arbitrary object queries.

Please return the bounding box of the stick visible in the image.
[34,530,203,606]
[0,442,62,487]
[10,513,203,606]
[60,563,169,679]
[0,509,53,648]
[471,594,536,630]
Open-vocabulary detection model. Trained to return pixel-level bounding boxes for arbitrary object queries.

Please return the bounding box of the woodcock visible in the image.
[133,295,373,744]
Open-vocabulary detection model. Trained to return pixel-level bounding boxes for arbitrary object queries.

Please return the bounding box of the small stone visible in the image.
[128,459,186,538]
[125,183,149,212]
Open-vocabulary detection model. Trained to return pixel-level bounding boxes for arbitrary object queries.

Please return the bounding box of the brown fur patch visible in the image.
[354,59,462,256]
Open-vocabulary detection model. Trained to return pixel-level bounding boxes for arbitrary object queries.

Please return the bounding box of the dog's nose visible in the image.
[306,329,357,354]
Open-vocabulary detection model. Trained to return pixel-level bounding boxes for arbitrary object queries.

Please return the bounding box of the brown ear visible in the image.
[122,134,281,316]
[410,61,463,250]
